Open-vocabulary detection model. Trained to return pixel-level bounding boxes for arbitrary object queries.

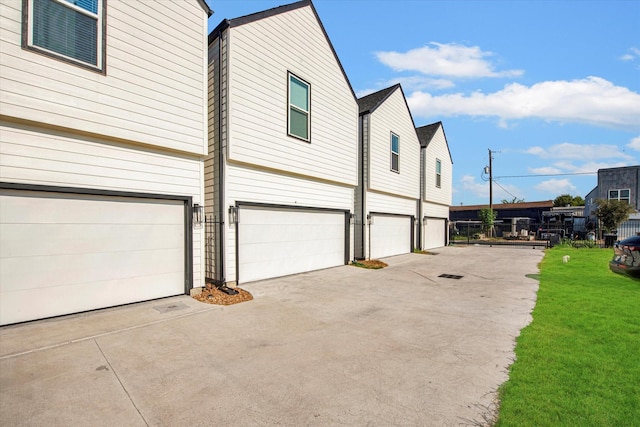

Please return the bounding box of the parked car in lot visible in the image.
[609,236,640,278]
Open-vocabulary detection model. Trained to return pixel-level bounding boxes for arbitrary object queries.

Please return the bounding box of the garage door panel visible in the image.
[1,271,185,325]
[424,219,446,250]
[0,190,186,325]
[1,224,183,257]
[370,215,412,259]
[238,207,345,283]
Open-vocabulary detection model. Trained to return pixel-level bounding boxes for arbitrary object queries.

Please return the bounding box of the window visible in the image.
[390,132,399,172]
[435,159,442,188]
[24,0,105,71]
[609,189,630,203]
[288,73,310,141]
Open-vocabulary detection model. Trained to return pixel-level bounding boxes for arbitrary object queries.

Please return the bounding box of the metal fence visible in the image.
[449,220,549,248]
[617,220,640,240]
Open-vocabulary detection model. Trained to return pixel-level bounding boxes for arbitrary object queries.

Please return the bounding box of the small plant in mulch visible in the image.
[193,283,253,305]
[413,249,436,255]
[350,259,388,269]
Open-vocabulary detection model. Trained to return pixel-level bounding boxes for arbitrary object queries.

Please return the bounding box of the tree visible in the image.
[553,194,584,207]
[478,208,497,237]
[596,199,635,233]
[501,197,525,204]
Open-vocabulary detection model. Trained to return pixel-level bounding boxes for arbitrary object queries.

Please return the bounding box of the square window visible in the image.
[609,189,630,203]
[390,133,399,172]
[288,73,310,141]
[24,0,105,71]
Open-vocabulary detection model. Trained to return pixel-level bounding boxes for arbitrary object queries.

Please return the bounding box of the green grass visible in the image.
[496,247,640,427]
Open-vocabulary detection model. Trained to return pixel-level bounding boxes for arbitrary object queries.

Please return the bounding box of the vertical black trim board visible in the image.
[184,197,194,294]
[344,211,350,265]
[410,215,415,252]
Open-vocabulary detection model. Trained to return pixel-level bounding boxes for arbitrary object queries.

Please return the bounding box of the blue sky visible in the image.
[207,0,640,206]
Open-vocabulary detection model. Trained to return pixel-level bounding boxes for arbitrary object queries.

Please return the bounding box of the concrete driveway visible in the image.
[0,245,543,426]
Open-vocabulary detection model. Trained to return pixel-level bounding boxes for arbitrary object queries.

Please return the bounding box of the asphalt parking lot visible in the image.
[0,245,543,426]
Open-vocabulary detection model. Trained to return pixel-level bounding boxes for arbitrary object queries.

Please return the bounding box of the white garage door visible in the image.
[238,206,346,283]
[424,218,446,250]
[370,214,412,259]
[0,189,186,325]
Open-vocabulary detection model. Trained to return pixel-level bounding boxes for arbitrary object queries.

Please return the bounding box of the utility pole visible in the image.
[488,149,493,238]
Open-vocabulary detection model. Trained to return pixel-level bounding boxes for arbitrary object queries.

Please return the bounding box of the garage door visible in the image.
[237,206,346,283]
[424,218,446,250]
[370,214,412,259]
[0,189,186,325]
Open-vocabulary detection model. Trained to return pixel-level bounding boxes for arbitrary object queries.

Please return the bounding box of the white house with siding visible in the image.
[417,122,453,249]
[0,0,212,325]
[355,84,421,260]
[206,0,359,285]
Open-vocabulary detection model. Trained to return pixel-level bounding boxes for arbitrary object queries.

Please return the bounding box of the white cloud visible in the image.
[459,175,522,201]
[535,178,576,194]
[627,136,640,151]
[525,142,633,160]
[375,42,523,78]
[406,77,640,130]
[528,166,562,175]
[620,47,640,61]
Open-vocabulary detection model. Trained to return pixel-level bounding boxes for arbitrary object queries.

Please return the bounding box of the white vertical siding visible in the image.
[423,126,452,207]
[225,5,358,186]
[367,90,420,198]
[0,0,208,155]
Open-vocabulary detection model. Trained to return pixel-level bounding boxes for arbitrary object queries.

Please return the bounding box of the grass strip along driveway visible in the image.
[496,246,640,426]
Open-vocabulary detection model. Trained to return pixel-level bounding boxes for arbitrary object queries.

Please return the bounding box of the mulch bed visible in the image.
[351,259,388,269]
[193,283,253,305]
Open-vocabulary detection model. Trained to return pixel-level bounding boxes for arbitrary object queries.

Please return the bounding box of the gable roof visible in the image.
[416,121,454,164]
[357,84,400,115]
[197,0,213,17]
[208,0,356,100]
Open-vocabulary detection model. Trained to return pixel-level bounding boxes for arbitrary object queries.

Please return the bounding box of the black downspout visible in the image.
[217,34,225,284]
[359,115,366,259]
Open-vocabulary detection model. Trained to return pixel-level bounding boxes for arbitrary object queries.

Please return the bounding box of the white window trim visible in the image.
[287,72,311,142]
[390,132,399,173]
[435,158,442,188]
[25,0,105,72]
[609,188,630,203]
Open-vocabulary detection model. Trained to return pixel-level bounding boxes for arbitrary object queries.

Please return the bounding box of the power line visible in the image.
[494,180,521,201]
[494,171,597,179]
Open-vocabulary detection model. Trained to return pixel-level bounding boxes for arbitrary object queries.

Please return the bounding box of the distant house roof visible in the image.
[416,121,453,164]
[208,0,356,100]
[450,200,553,212]
[357,84,399,115]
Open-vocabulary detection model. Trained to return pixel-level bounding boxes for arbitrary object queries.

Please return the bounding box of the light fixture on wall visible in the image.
[192,203,203,226]
[350,213,356,224]
[367,214,372,225]
[228,206,238,224]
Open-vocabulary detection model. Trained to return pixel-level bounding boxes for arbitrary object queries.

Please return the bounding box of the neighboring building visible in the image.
[207,0,359,285]
[450,201,554,222]
[585,166,640,217]
[417,122,453,250]
[355,84,421,259]
[0,0,212,325]
[585,166,640,238]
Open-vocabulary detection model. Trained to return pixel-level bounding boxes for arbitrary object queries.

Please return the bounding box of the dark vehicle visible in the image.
[609,236,640,278]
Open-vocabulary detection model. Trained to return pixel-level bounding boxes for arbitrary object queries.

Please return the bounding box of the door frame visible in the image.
[234,201,351,284]
[0,181,194,294]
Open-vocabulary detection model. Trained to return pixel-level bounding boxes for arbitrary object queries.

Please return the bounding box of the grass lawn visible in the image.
[496,246,640,426]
